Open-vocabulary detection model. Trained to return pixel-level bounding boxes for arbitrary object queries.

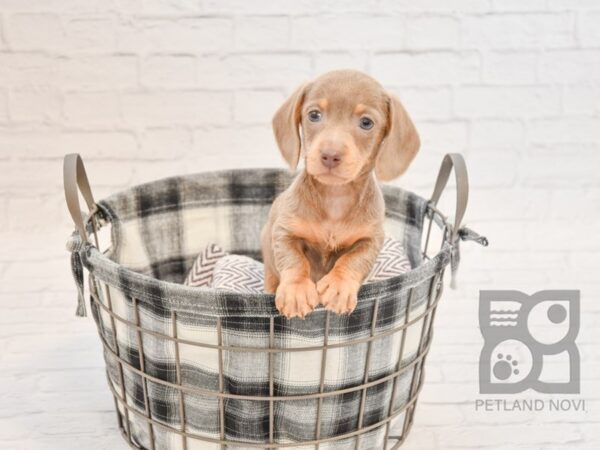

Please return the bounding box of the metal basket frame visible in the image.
[64,153,480,450]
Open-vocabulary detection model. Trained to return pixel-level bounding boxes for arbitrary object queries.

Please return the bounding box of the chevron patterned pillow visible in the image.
[184,238,411,293]
[366,237,412,282]
[183,243,227,287]
[211,255,266,293]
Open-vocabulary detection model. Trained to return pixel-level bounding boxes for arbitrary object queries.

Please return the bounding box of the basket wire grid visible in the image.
[64,153,482,450]
[81,202,448,450]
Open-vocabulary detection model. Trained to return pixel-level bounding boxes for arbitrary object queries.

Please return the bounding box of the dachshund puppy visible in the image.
[261,70,420,318]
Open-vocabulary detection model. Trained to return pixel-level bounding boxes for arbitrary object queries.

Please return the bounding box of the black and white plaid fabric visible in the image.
[75,168,453,449]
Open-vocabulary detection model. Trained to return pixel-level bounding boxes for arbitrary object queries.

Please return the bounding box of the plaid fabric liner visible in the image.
[75,168,454,449]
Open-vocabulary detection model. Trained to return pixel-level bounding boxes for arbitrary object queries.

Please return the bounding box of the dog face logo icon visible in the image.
[479,290,580,394]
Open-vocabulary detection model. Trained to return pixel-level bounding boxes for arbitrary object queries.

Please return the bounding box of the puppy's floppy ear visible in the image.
[272,83,311,170]
[375,94,420,181]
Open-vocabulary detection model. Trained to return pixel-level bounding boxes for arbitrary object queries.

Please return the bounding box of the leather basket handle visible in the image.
[63,153,96,243]
[429,153,469,242]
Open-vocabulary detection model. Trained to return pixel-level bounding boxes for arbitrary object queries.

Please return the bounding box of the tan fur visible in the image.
[262,70,420,318]
[354,103,366,115]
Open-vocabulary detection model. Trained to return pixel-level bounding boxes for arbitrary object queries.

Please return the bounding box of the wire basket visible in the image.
[64,153,486,450]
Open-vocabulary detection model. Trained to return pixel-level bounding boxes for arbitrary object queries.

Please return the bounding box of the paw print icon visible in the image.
[479,290,580,394]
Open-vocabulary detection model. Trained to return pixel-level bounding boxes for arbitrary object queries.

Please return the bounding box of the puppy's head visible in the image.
[273,70,420,185]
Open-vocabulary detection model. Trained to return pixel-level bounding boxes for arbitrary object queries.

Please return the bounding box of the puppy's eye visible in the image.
[359,117,374,130]
[308,110,322,122]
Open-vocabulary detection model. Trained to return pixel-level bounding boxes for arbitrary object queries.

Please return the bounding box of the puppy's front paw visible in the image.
[317,272,360,315]
[275,277,319,319]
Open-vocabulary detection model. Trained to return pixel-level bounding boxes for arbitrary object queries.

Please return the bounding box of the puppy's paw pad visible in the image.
[317,273,360,315]
[275,278,319,319]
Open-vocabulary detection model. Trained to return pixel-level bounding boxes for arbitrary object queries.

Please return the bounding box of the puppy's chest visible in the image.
[314,221,347,249]
[293,218,369,251]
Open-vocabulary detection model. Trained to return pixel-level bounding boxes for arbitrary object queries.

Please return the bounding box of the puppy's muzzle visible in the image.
[320,149,342,169]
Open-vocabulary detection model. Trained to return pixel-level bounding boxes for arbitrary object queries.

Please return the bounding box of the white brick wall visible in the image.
[1,0,599,448]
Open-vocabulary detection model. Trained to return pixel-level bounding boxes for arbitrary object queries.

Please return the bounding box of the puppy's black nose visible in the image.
[320,150,342,169]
